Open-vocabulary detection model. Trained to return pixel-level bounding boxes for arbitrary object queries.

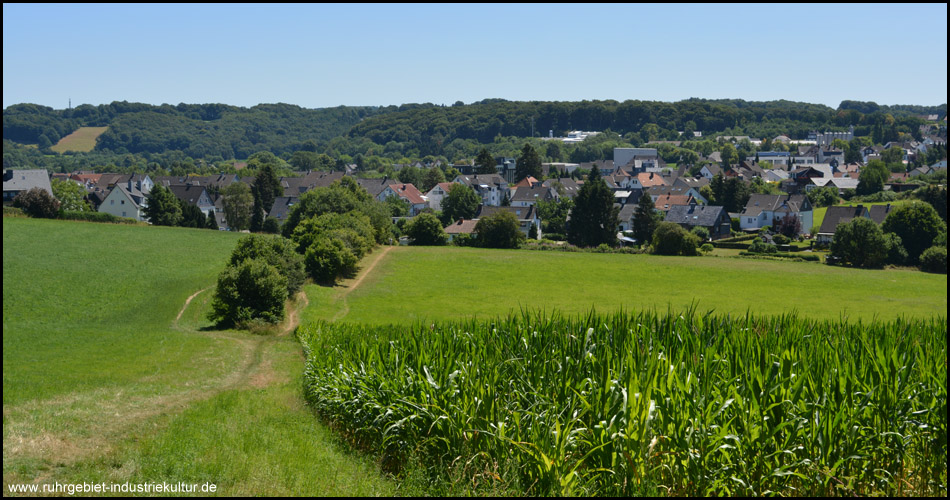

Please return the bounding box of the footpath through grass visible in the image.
[3,218,393,495]
[302,246,947,325]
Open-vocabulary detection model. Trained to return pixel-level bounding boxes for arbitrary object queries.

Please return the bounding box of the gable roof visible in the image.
[384,183,426,205]
[636,172,668,187]
[268,196,299,221]
[818,205,869,236]
[166,184,210,207]
[868,204,896,225]
[476,205,537,221]
[3,169,52,196]
[444,219,478,234]
[665,204,728,227]
[356,177,397,198]
[511,185,556,203]
[653,193,694,211]
[742,194,811,217]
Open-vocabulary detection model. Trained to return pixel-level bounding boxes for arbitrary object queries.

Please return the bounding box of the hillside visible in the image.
[2,218,393,495]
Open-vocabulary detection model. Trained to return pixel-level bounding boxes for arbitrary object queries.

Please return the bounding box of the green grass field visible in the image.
[3,218,392,495]
[301,246,947,326]
[50,126,108,153]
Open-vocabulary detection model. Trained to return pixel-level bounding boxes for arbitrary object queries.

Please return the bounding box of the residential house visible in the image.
[280,171,344,195]
[808,177,859,194]
[167,184,216,216]
[377,183,427,216]
[755,151,791,167]
[815,205,870,244]
[454,174,508,206]
[578,160,615,175]
[647,184,707,205]
[268,196,299,225]
[542,178,583,199]
[617,203,638,232]
[99,184,147,221]
[699,163,722,179]
[3,169,53,204]
[476,205,541,239]
[664,205,732,240]
[652,193,696,213]
[614,148,660,173]
[818,146,845,165]
[511,184,558,207]
[357,177,398,199]
[425,182,456,211]
[869,204,896,225]
[739,194,812,234]
[443,219,478,242]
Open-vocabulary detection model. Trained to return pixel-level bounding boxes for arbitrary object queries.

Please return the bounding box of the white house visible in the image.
[99,184,147,221]
[425,182,455,211]
[739,194,812,234]
[378,183,428,216]
[453,174,508,206]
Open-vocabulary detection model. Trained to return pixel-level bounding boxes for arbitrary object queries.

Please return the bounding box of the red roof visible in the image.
[653,193,694,211]
[637,172,668,187]
[388,183,426,205]
[514,176,540,188]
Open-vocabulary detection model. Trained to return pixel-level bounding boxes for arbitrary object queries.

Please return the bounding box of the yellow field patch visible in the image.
[50,126,108,153]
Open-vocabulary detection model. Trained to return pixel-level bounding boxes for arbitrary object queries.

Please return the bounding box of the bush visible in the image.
[700,243,714,254]
[919,246,947,274]
[652,222,699,256]
[12,187,60,218]
[262,216,280,234]
[830,217,887,268]
[773,234,790,245]
[230,234,306,295]
[292,212,376,258]
[59,210,140,224]
[405,213,448,246]
[304,236,359,283]
[208,259,288,328]
[883,232,908,266]
[475,211,525,249]
[748,239,778,254]
[3,206,26,217]
[881,202,947,263]
[690,226,710,241]
[452,233,476,247]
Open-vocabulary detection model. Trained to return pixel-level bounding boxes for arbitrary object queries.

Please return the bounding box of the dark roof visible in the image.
[664,205,729,227]
[818,205,869,235]
[166,184,209,206]
[476,205,537,221]
[356,177,397,197]
[444,219,478,234]
[868,204,896,225]
[268,196,299,221]
[742,194,811,217]
[511,185,556,203]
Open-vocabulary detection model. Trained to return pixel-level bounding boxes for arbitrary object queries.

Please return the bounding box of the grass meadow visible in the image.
[2,218,392,495]
[49,126,108,153]
[301,246,947,326]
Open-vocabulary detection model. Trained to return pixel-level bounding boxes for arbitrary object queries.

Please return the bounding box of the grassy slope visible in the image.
[50,126,108,153]
[2,218,392,495]
[302,246,947,326]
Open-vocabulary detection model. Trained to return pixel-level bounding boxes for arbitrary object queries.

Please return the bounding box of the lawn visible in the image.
[2,217,393,495]
[50,126,108,153]
[302,246,947,325]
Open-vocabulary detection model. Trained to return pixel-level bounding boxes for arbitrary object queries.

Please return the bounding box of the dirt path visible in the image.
[175,287,209,324]
[4,288,310,470]
[331,245,395,322]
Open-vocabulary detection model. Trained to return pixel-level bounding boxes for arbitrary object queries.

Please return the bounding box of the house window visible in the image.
[748,218,753,223]
[122,211,126,217]
[110,200,114,205]
[121,200,125,205]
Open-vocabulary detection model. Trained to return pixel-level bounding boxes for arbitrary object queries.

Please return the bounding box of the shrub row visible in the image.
[739,251,821,261]
[59,210,140,225]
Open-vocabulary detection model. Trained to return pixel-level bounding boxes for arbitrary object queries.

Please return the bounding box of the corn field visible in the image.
[299,309,947,496]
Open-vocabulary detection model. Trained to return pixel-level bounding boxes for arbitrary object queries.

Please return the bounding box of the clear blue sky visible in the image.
[3,3,947,110]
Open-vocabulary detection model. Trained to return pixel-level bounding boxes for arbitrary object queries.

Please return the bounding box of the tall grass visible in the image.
[299,309,947,496]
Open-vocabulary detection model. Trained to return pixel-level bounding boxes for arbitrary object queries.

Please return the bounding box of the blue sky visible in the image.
[3,3,947,110]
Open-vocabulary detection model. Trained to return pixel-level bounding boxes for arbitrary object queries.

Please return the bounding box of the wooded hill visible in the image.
[3,98,945,170]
